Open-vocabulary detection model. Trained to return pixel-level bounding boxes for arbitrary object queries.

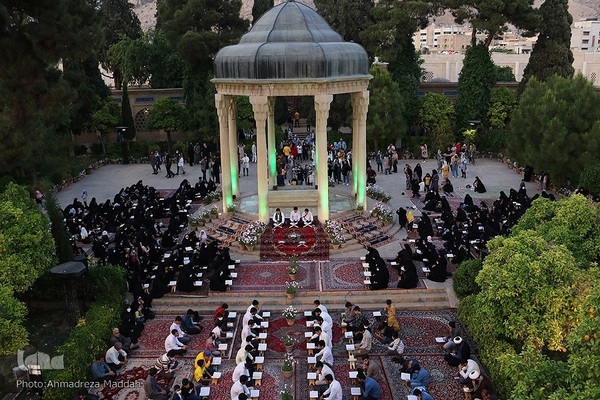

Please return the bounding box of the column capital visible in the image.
[249,95,269,119]
[351,91,369,113]
[215,93,229,119]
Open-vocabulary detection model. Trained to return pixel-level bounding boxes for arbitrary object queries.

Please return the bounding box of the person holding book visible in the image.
[412,388,434,400]
[408,364,430,389]
[357,370,381,400]
[272,208,284,228]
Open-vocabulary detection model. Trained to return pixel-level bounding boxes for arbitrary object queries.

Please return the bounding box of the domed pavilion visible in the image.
[212,0,371,223]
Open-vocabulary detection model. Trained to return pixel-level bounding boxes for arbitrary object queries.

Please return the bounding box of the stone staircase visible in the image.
[151,286,451,316]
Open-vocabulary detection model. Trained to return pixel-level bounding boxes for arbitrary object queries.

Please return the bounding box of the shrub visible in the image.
[89,143,104,156]
[0,286,29,355]
[579,164,600,195]
[43,265,126,400]
[73,145,88,156]
[453,259,483,299]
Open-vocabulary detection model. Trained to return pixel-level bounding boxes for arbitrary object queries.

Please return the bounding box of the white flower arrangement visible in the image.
[372,202,393,222]
[239,220,266,246]
[282,305,298,319]
[366,184,392,202]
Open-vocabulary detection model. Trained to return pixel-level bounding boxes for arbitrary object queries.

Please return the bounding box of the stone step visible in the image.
[151,288,450,315]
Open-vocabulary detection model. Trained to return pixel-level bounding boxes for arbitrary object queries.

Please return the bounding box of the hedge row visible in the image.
[43,265,126,400]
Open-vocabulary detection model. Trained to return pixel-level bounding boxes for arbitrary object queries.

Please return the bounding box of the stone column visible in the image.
[267,97,277,188]
[351,105,359,195]
[228,97,239,197]
[352,91,369,209]
[249,96,270,223]
[215,94,233,211]
[314,94,333,222]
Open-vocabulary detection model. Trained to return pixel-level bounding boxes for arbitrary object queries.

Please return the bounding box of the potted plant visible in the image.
[210,205,219,218]
[280,385,293,399]
[281,354,295,379]
[282,305,298,325]
[282,334,297,353]
[285,281,300,300]
[287,255,299,280]
[200,209,211,223]
[226,203,237,215]
[355,203,364,215]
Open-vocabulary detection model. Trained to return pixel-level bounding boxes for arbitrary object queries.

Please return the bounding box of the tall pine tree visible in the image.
[519,0,574,92]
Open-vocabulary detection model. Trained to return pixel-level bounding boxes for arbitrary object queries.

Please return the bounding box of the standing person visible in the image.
[155,151,162,173]
[251,142,257,163]
[383,154,390,175]
[451,154,459,178]
[165,152,174,178]
[404,164,413,191]
[420,143,428,162]
[194,142,202,164]
[199,157,208,181]
[150,151,158,174]
[187,142,195,166]
[241,153,250,177]
[375,151,383,172]
[431,170,439,194]
[436,149,443,171]
[414,163,423,182]
[392,151,399,173]
[212,153,221,184]
[177,153,186,175]
[460,153,468,178]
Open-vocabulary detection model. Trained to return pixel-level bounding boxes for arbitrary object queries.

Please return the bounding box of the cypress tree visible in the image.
[519,0,574,92]
[455,44,496,130]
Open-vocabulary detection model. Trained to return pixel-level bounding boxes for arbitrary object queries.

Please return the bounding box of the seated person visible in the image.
[409,364,430,388]
[301,208,314,227]
[444,336,471,367]
[397,260,419,289]
[272,208,284,228]
[105,342,127,372]
[181,309,203,334]
[412,388,434,400]
[443,178,454,194]
[90,354,116,383]
[289,206,301,227]
[473,176,487,193]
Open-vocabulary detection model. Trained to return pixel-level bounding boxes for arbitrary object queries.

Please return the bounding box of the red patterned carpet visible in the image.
[260,224,329,261]
[229,261,319,292]
[323,259,427,291]
[93,310,472,400]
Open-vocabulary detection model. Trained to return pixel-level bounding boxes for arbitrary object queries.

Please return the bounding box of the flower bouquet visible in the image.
[287,255,299,276]
[282,305,298,319]
[285,281,300,295]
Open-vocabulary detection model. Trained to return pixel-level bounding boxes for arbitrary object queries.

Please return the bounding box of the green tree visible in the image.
[495,65,516,82]
[389,35,423,130]
[488,86,518,130]
[0,286,29,355]
[0,0,101,181]
[45,192,74,264]
[508,75,600,185]
[366,66,406,150]
[98,0,142,88]
[148,97,186,152]
[444,0,538,47]
[92,98,121,154]
[120,83,136,141]
[519,0,574,92]
[418,92,455,150]
[456,44,497,129]
[314,0,374,46]
[146,30,186,88]
[477,230,592,351]
[0,183,56,293]
[252,0,274,25]
[236,96,255,131]
[157,0,248,133]
[579,164,600,194]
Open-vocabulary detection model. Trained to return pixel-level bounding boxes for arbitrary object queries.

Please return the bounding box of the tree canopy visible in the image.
[314,0,374,46]
[419,92,455,150]
[444,0,538,47]
[508,75,600,185]
[519,0,574,92]
[0,183,56,293]
[455,44,497,130]
[366,66,406,150]
[458,194,600,399]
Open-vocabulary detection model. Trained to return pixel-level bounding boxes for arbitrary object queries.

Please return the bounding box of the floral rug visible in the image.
[228,261,320,292]
[322,259,427,291]
[335,213,396,248]
[97,311,475,400]
[260,224,330,261]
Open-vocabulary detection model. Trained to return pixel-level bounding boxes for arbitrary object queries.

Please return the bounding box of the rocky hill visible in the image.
[131,0,598,32]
